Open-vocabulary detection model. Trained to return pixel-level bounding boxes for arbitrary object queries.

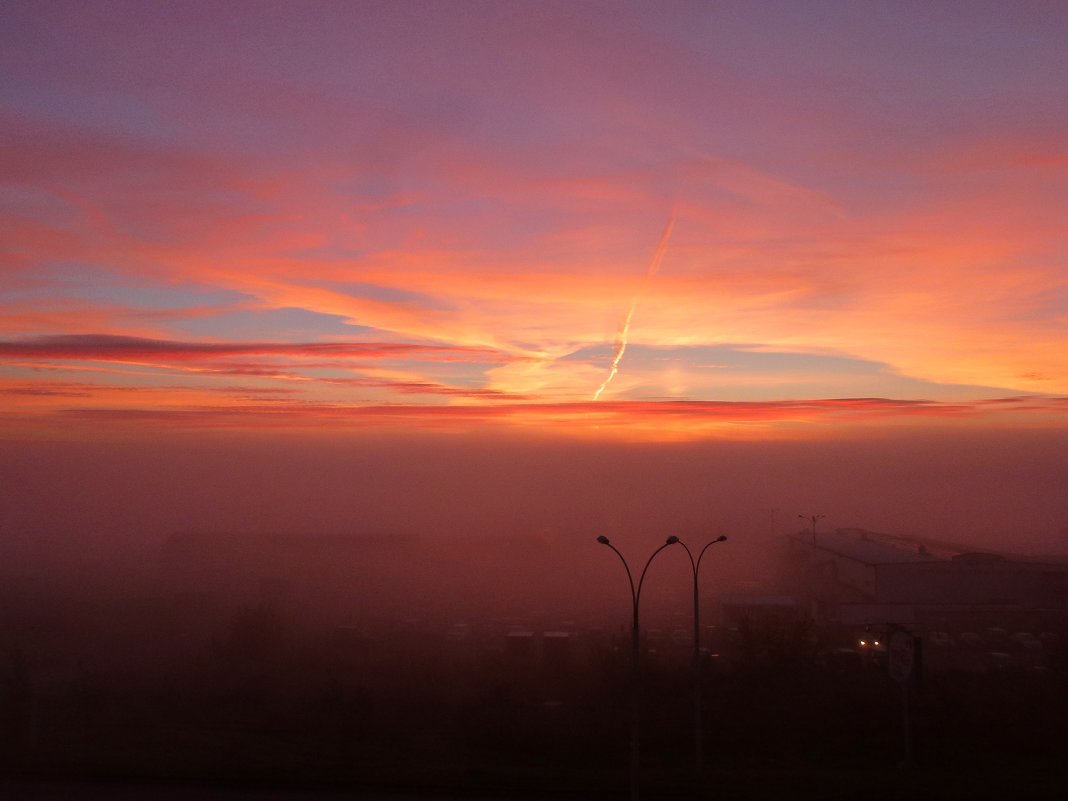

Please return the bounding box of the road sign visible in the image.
[888,630,915,683]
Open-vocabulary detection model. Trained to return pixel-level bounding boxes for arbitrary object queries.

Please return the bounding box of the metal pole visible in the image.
[677,536,726,788]
[631,592,640,801]
[798,513,824,543]
[692,565,702,782]
[598,536,677,801]
[902,680,912,769]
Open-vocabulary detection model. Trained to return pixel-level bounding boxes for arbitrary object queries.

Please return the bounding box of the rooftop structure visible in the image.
[787,528,1068,630]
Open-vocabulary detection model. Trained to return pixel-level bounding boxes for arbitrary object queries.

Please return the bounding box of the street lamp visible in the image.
[676,535,727,783]
[597,534,679,801]
[799,513,825,542]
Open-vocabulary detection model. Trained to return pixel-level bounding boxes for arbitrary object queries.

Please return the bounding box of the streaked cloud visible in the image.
[0,334,514,364]
[2,2,1067,439]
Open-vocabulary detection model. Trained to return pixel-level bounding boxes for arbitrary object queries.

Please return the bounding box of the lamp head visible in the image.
[665,535,679,545]
[597,535,610,545]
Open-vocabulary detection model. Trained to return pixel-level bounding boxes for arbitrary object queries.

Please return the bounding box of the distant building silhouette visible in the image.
[786,527,1068,643]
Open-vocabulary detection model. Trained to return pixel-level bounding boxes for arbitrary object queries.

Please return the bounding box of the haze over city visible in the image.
[2,2,1068,799]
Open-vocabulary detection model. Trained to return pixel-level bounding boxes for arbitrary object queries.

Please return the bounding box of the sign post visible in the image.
[888,629,916,768]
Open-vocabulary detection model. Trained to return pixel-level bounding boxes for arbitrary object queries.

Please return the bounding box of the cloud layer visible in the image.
[3,2,1067,439]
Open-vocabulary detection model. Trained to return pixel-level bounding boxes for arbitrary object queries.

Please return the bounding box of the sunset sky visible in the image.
[3,1,1067,441]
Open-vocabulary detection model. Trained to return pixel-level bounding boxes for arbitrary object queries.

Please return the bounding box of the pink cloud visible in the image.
[0,334,514,364]
[5,3,1068,431]
[13,396,1000,441]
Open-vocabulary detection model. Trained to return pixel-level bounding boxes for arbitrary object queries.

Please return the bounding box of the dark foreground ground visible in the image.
[4,762,1068,801]
[5,592,1068,801]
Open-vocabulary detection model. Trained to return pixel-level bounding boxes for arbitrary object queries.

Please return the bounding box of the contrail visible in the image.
[593,214,675,400]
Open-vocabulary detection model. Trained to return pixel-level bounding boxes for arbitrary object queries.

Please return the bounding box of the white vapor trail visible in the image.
[593,214,675,400]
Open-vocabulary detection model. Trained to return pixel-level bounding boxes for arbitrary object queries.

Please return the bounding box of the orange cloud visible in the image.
[7,393,1062,444]
[0,335,514,364]
[5,3,1068,439]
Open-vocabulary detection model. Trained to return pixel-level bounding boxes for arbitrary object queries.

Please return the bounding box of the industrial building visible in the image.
[786,528,1068,637]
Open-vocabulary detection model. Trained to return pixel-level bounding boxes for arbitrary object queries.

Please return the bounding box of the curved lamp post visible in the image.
[676,535,728,783]
[799,513,825,542]
[597,535,679,801]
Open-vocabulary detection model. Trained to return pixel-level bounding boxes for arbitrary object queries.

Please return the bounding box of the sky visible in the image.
[2,0,1066,443]
[1,0,1068,566]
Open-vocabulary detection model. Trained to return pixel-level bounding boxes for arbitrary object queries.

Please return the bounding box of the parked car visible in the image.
[928,630,954,647]
[959,631,982,647]
[1010,631,1043,650]
[823,647,863,670]
[989,651,1013,670]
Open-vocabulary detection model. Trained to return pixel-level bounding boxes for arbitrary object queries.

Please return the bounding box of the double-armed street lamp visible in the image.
[799,513,825,542]
[597,534,679,801]
[676,535,728,783]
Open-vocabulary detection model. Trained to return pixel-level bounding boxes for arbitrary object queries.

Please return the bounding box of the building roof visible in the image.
[794,528,940,565]
[721,595,798,608]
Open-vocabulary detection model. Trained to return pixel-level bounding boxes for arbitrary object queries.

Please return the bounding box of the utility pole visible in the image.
[798,513,825,542]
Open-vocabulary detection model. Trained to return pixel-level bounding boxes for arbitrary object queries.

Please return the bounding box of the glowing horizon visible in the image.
[3,2,1067,440]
